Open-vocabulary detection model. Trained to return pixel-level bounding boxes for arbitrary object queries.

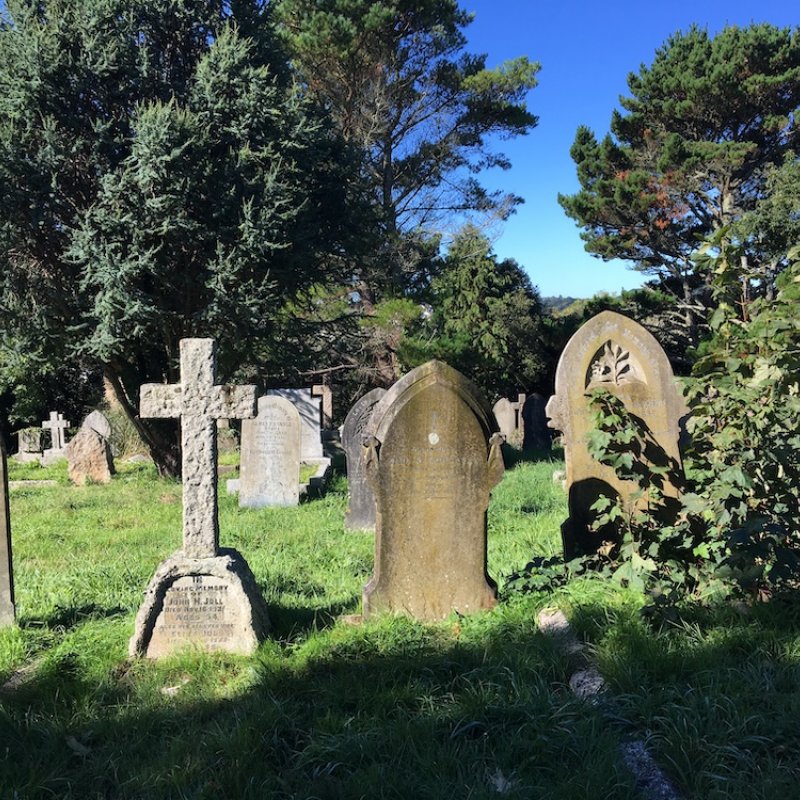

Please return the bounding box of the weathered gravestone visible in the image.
[82,410,112,440]
[41,411,69,465]
[342,388,386,530]
[362,361,504,620]
[239,395,301,508]
[267,388,324,459]
[546,311,685,559]
[130,339,270,658]
[522,393,552,451]
[14,428,42,463]
[0,441,15,626]
[492,397,518,439]
[64,426,115,486]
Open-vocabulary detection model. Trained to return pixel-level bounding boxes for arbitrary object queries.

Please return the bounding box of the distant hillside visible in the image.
[542,295,581,313]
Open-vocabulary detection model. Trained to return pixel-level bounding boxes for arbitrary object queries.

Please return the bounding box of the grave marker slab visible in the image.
[13,428,42,463]
[0,441,14,626]
[239,395,301,508]
[342,388,385,530]
[363,361,503,621]
[267,388,324,459]
[81,410,112,440]
[546,311,686,559]
[312,384,334,429]
[130,338,269,658]
[65,426,115,485]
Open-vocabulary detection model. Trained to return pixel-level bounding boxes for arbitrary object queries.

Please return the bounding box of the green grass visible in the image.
[2,453,800,798]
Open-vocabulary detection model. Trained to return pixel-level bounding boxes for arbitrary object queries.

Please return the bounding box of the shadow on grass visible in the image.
[0,608,637,800]
[22,603,128,632]
[501,444,563,469]
[4,592,800,798]
[267,594,362,640]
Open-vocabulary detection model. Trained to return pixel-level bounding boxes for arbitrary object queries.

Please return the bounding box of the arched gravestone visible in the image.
[342,388,386,530]
[239,395,301,508]
[546,311,686,559]
[363,361,504,621]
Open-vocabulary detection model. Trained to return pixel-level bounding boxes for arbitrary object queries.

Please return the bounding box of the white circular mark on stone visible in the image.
[428,432,440,445]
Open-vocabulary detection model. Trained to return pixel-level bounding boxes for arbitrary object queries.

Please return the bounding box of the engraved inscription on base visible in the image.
[146,574,242,657]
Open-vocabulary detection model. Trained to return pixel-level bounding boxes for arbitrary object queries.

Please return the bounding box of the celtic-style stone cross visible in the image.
[42,411,69,450]
[140,339,256,559]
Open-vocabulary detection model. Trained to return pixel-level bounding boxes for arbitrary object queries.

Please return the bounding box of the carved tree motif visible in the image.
[587,341,642,387]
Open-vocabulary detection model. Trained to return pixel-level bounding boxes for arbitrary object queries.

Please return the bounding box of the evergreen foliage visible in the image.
[559,24,800,340]
[402,224,547,399]
[275,0,540,383]
[0,0,361,474]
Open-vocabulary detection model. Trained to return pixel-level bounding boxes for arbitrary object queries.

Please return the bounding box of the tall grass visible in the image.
[1,453,799,798]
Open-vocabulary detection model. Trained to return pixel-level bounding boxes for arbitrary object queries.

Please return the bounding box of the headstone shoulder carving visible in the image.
[546,311,686,559]
[130,338,269,658]
[239,395,301,508]
[0,441,15,626]
[342,388,386,530]
[362,360,502,621]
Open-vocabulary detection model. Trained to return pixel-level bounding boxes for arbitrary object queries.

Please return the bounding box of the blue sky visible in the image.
[463,0,798,298]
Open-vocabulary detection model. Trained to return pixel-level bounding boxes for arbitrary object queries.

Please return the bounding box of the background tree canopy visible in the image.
[559,23,800,342]
[0,0,363,473]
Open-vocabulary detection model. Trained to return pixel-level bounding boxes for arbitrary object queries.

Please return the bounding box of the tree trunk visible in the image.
[104,367,182,478]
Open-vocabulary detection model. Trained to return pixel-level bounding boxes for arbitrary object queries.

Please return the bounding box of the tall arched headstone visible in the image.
[239,395,301,508]
[342,388,386,530]
[363,361,504,621]
[546,311,686,559]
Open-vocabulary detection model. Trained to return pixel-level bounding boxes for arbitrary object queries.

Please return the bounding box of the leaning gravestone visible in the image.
[546,311,686,559]
[267,388,324,459]
[362,361,504,621]
[64,425,115,486]
[130,338,270,658]
[342,388,386,530]
[239,395,301,508]
[41,411,69,465]
[0,441,15,626]
[14,427,42,463]
[82,409,112,441]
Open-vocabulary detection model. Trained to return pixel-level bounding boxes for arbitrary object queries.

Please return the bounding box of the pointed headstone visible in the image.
[363,361,503,621]
[342,388,385,530]
[267,388,324,459]
[130,339,269,658]
[239,395,301,508]
[546,311,686,559]
[0,441,15,626]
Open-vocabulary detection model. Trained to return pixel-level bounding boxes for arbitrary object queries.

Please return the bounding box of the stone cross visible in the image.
[42,412,69,450]
[140,339,256,559]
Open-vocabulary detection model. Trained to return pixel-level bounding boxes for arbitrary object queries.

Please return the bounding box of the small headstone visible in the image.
[492,398,518,438]
[130,338,270,658]
[342,388,386,530]
[546,311,686,559]
[64,426,115,485]
[41,411,69,464]
[267,388,324,459]
[0,441,15,626]
[14,428,42,463]
[522,393,551,451]
[362,360,503,621]
[239,395,301,508]
[312,383,334,429]
[81,410,112,440]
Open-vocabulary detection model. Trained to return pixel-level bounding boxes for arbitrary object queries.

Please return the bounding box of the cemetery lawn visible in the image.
[1,456,800,799]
